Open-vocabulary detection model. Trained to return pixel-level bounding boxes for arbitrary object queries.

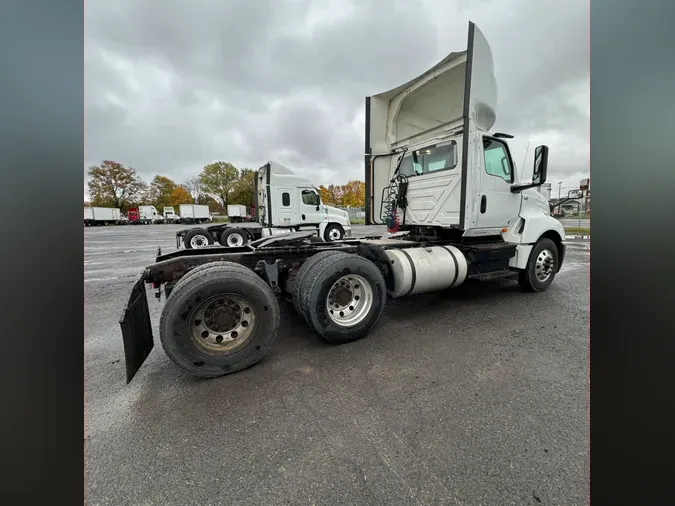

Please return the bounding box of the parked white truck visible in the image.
[120,22,567,383]
[175,163,352,249]
[178,204,212,225]
[138,205,164,225]
[227,204,249,223]
[84,206,122,226]
[162,207,179,223]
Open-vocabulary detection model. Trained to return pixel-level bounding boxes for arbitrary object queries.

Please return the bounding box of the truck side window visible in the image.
[282,192,290,206]
[483,138,513,182]
[301,190,319,206]
[398,141,457,177]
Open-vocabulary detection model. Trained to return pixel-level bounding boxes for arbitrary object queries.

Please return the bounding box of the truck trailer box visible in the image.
[92,207,116,221]
[227,205,247,217]
[193,204,210,220]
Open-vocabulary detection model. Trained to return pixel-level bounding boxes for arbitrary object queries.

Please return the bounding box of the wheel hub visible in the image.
[190,295,255,350]
[227,234,244,247]
[190,235,207,248]
[535,249,555,282]
[326,274,373,327]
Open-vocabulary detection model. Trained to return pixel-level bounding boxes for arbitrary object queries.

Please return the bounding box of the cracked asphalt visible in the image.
[85,224,589,506]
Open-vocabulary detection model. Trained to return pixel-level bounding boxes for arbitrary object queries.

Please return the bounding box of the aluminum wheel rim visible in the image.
[227,233,245,247]
[189,294,256,352]
[325,274,373,327]
[328,228,341,241]
[535,249,555,282]
[190,234,209,248]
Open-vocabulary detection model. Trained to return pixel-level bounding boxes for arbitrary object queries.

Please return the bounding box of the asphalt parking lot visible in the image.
[85,224,589,506]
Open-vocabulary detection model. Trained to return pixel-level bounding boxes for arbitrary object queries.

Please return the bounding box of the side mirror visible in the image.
[532,145,549,185]
[316,205,320,211]
[568,189,583,199]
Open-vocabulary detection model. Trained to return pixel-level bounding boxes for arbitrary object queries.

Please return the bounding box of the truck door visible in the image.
[473,136,521,230]
[299,188,323,224]
[276,188,297,226]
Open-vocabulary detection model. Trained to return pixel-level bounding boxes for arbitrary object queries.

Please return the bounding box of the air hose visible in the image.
[384,174,408,234]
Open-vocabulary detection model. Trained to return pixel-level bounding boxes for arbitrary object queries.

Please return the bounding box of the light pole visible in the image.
[558,181,562,199]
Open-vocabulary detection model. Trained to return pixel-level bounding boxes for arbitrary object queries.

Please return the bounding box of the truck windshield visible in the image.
[398,141,458,177]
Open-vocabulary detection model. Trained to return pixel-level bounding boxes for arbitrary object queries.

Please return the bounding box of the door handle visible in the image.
[480,195,487,213]
[302,214,306,220]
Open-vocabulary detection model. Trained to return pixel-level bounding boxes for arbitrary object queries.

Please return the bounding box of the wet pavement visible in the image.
[85,224,589,506]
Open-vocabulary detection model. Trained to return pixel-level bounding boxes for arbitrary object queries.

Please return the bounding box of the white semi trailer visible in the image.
[120,22,568,383]
[178,204,212,224]
[227,204,249,223]
[84,207,121,226]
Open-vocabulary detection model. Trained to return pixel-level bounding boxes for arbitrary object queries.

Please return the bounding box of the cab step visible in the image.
[467,269,518,281]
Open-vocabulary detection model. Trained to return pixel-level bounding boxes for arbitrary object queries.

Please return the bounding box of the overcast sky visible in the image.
[85,0,588,199]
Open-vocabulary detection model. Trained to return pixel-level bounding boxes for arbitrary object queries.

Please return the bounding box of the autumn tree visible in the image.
[318,184,345,206]
[199,161,239,209]
[149,175,178,210]
[318,186,333,205]
[340,180,366,207]
[183,175,202,204]
[229,168,257,207]
[203,195,222,214]
[87,160,147,211]
[168,186,193,207]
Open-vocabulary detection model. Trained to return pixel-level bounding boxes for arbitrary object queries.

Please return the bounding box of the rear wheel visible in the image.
[159,262,280,378]
[518,237,559,292]
[292,250,351,322]
[324,223,344,242]
[185,228,214,249]
[219,228,247,247]
[298,253,387,344]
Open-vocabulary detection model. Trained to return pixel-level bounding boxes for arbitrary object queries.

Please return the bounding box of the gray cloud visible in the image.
[85,0,589,196]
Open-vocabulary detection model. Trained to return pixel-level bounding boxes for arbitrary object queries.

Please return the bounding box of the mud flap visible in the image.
[118,276,154,384]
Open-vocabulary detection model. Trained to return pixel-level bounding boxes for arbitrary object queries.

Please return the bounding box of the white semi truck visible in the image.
[175,163,352,249]
[84,206,122,226]
[137,205,164,224]
[120,22,568,383]
[163,207,179,223]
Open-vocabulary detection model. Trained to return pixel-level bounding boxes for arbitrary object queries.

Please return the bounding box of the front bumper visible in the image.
[556,242,567,273]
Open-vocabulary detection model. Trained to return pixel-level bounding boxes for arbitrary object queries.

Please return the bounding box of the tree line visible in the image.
[85,160,366,213]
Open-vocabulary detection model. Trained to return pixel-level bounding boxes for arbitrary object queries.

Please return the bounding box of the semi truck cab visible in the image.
[255,162,351,239]
[163,207,178,222]
[365,22,565,272]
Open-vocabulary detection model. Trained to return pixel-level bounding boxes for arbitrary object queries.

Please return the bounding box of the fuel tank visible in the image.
[384,245,468,298]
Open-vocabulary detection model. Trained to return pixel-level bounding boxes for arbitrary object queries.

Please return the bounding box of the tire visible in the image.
[159,262,281,378]
[173,261,253,292]
[219,228,247,248]
[184,228,214,249]
[323,223,344,242]
[291,250,352,321]
[518,237,559,292]
[298,253,387,344]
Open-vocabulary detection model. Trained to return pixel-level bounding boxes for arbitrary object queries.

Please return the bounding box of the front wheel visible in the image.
[518,238,559,292]
[324,223,344,242]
